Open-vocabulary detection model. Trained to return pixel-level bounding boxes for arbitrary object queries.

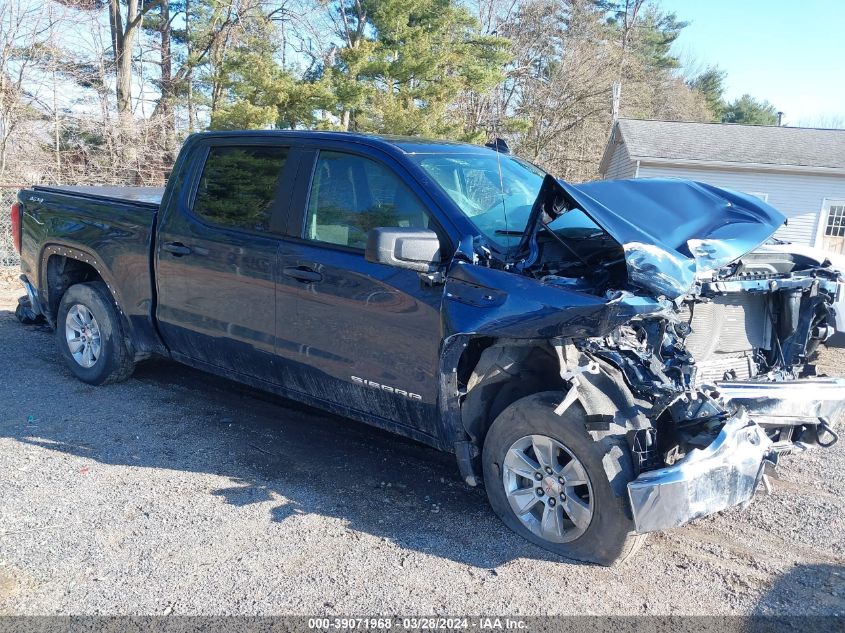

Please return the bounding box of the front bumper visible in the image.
[716,377,845,425]
[833,280,845,332]
[627,376,845,534]
[627,413,772,534]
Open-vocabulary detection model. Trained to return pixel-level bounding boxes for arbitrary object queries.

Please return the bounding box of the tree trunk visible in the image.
[108,0,147,175]
[158,0,176,158]
[186,0,195,131]
[109,0,136,119]
[53,67,60,181]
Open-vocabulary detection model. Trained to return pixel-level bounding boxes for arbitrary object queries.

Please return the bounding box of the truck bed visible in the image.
[20,183,163,356]
[33,185,164,208]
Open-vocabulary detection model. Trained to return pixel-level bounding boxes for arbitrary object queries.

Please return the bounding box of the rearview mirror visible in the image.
[365,228,440,272]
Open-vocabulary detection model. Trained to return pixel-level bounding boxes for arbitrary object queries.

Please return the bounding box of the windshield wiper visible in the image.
[499,228,606,240]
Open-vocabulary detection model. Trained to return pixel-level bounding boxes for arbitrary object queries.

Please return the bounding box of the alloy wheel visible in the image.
[502,434,594,543]
[65,304,102,368]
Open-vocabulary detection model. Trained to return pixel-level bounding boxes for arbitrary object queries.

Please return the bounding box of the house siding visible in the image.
[635,163,845,246]
[603,142,636,179]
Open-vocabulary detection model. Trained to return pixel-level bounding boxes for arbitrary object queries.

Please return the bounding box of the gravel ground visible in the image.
[0,266,843,616]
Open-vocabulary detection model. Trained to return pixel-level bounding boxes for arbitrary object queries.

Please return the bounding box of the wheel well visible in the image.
[45,255,102,321]
[459,340,565,449]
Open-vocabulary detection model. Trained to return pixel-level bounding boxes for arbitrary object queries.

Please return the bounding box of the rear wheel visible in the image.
[482,391,646,565]
[56,282,135,385]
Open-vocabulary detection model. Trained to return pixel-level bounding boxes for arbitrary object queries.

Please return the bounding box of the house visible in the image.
[599,119,845,253]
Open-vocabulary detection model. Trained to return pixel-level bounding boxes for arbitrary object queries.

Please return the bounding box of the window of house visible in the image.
[825,204,845,237]
[193,145,289,232]
[305,151,431,249]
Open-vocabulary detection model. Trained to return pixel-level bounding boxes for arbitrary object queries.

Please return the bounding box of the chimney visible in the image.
[777,111,784,126]
[611,81,621,121]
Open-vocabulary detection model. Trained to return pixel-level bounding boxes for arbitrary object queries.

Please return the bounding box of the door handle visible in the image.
[283,266,322,283]
[162,242,192,257]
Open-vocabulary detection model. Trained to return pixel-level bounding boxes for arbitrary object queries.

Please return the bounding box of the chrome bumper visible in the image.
[627,414,772,534]
[833,281,845,332]
[628,377,844,533]
[716,377,845,425]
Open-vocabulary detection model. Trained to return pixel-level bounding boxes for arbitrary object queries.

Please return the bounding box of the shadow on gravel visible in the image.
[749,563,845,628]
[2,310,564,569]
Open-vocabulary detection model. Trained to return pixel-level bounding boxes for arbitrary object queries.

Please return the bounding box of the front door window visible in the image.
[304,151,431,249]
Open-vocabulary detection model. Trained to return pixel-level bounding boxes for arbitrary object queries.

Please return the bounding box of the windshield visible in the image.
[412,152,602,248]
[413,153,541,247]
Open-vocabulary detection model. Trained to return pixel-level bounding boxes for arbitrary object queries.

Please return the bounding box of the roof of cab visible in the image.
[192,129,493,155]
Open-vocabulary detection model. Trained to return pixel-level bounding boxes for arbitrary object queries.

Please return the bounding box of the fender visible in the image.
[40,242,126,323]
[441,261,673,340]
[38,242,165,358]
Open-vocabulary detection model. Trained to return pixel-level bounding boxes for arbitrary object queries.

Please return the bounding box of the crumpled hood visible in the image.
[558,178,786,299]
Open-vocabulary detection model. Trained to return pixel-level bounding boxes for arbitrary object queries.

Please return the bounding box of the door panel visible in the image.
[156,143,292,381]
[275,148,445,438]
[276,243,443,437]
[156,225,278,378]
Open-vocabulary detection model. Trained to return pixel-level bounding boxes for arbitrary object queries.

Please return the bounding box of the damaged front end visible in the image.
[544,265,845,532]
[501,177,845,533]
[627,413,771,533]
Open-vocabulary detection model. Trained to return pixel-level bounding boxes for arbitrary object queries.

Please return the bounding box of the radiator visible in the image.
[680,294,771,384]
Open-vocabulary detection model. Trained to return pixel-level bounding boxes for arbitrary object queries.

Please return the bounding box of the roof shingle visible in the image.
[613,119,845,170]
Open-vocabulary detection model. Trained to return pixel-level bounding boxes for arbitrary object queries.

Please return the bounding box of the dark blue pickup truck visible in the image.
[11,131,845,564]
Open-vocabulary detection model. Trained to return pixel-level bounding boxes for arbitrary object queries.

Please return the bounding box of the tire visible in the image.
[482,391,647,566]
[56,281,135,385]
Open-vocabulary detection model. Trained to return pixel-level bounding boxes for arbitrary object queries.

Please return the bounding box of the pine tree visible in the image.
[323,0,509,137]
[721,94,779,125]
[688,67,726,120]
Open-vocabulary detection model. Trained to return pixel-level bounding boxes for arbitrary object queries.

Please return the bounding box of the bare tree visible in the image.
[0,0,57,180]
[105,0,164,119]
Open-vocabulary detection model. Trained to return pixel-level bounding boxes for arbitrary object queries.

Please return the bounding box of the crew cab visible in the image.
[11,131,845,565]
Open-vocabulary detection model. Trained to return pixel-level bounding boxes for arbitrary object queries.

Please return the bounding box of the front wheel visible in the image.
[56,281,135,385]
[482,391,646,565]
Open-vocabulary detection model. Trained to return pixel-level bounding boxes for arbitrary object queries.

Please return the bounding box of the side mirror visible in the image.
[365,227,440,272]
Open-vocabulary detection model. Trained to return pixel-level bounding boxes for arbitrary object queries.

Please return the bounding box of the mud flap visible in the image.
[16,296,45,325]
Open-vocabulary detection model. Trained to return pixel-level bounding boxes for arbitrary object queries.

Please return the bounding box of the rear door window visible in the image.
[193,145,289,232]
